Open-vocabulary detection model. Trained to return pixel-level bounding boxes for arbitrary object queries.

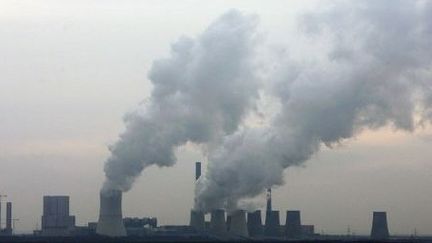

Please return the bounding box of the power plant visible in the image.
[0,163,431,242]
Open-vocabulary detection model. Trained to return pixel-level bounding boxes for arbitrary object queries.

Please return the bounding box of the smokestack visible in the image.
[96,190,126,237]
[264,210,280,237]
[190,162,205,230]
[285,210,301,239]
[6,202,12,231]
[189,210,205,231]
[195,162,201,181]
[266,188,272,212]
[210,209,227,235]
[0,201,2,230]
[370,211,389,239]
[247,210,263,237]
[228,210,248,237]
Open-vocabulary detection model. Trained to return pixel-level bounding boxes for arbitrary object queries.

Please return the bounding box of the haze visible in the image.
[1,0,431,235]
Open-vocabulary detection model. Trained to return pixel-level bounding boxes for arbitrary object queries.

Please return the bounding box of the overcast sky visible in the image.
[1,0,432,235]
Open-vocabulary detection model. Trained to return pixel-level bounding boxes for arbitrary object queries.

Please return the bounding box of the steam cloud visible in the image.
[102,10,260,193]
[195,0,432,211]
[102,1,432,213]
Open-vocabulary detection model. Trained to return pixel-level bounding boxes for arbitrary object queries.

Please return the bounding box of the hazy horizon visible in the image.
[1,0,432,236]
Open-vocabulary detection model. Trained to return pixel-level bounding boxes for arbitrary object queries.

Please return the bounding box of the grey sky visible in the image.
[1,0,432,235]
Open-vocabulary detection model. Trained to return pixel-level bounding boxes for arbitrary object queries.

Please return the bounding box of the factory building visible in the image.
[41,196,75,236]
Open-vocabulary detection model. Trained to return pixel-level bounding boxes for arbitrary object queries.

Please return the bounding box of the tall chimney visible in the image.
[228,210,248,237]
[247,210,263,237]
[285,210,302,238]
[190,161,205,230]
[370,211,389,239]
[266,188,272,212]
[0,201,2,230]
[195,162,201,180]
[6,202,12,231]
[96,190,126,237]
[210,209,227,235]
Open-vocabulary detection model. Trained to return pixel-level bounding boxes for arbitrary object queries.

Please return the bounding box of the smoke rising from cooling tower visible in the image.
[194,0,432,211]
[102,10,260,193]
[101,1,432,214]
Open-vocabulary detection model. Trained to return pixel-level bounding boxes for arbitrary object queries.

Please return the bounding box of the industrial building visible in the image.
[6,162,430,242]
[40,196,76,236]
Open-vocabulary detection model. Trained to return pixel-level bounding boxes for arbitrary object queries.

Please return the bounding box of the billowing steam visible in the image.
[195,0,432,211]
[102,10,260,193]
[102,1,432,213]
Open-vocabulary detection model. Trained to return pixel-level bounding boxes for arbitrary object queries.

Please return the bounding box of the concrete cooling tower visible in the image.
[228,210,248,237]
[370,211,389,239]
[96,190,127,237]
[247,210,263,237]
[189,210,205,230]
[264,210,280,237]
[285,210,302,238]
[210,209,227,235]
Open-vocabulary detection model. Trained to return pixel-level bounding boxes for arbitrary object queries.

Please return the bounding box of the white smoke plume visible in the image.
[102,10,260,193]
[195,0,432,212]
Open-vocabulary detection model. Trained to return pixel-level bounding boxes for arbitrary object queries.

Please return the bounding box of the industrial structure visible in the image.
[264,188,281,237]
[227,210,248,237]
[96,190,126,237]
[0,200,13,236]
[371,211,390,239]
[189,162,206,231]
[247,210,263,237]
[209,209,227,235]
[40,196,75,236]
[286,210,302,238]
[5,162,428,242]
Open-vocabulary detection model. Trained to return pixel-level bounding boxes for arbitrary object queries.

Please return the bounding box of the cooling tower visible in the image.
[285,210,302,238]
[228,210,248,237]
[189,210,205,230]
[247,210,263,237]
[370,211,389,239]
[96,190,127,237]
[210,209,227,235]
[264,210,280,237]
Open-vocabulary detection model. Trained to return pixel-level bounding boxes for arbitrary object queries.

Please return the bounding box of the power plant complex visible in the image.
[0,162,429,242]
